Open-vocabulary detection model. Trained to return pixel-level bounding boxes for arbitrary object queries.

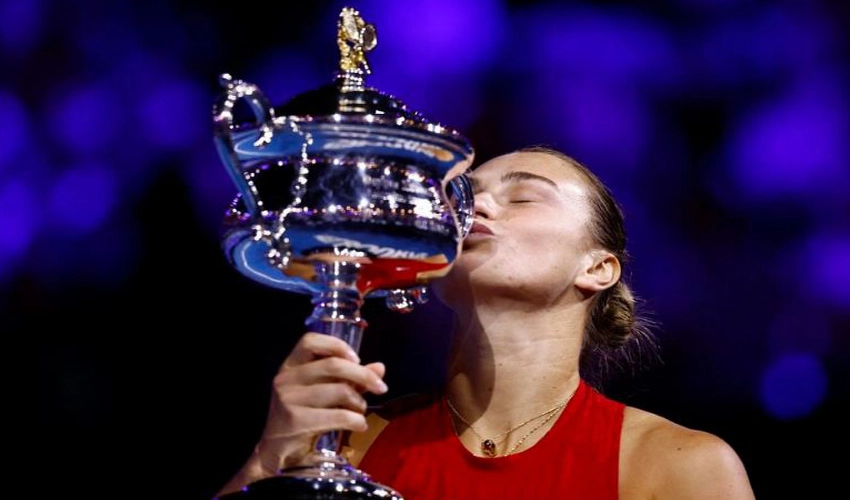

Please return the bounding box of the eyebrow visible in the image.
[468,170,558,191]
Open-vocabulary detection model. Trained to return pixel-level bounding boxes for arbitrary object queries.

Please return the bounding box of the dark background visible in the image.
[3,0,848,498]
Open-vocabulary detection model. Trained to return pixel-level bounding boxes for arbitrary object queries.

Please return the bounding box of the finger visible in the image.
[352,362,388,394]
[364,361,386,380]
[283,356,388,394]
[285,332,360,366]
[295,407,369,435]
[283,382,368,413]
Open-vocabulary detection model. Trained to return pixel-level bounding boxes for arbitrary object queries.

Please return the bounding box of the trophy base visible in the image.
[216,460,404,500]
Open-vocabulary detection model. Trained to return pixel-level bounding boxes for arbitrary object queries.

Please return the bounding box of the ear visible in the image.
[575,250,621,293]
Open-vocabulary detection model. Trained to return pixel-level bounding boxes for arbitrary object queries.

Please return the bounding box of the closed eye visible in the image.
[506,185,548,204]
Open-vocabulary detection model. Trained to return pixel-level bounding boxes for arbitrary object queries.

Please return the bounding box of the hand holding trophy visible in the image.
[212,7,474,499]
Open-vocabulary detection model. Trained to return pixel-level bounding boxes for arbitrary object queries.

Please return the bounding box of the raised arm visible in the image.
[216,332,388,496]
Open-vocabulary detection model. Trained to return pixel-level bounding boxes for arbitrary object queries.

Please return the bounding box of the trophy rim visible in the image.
[266,113,474,153]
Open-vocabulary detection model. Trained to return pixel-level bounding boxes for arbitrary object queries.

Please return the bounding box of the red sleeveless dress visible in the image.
[358,380,625,500]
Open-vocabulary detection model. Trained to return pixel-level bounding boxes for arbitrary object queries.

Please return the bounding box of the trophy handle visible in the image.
[213,73,277,216]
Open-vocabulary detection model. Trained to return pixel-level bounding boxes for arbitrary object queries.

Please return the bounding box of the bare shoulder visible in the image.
[620,406,756,500]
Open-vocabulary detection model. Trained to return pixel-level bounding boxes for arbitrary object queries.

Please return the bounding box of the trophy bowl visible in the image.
[212,7,475,499]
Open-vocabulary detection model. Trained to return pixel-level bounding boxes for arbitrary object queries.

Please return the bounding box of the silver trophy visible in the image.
[212,7,474,500]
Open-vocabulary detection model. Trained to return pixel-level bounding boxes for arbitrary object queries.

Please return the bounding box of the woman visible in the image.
[217,147,756,499]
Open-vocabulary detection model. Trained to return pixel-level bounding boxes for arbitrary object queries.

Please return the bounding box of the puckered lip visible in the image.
[468,221,494,236]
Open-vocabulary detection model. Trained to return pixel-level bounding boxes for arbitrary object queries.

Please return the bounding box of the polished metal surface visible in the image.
[212,6,474,499]
[214,67,474,300]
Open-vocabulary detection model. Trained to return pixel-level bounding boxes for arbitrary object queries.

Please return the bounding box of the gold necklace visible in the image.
[446,388,576,457]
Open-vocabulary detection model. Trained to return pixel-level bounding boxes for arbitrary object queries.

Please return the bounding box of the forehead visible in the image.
[469,152,588,194]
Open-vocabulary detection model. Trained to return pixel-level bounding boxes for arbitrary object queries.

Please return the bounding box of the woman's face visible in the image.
[437,151,597,307]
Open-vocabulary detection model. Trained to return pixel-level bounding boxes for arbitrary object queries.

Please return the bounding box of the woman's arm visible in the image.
[215,333,388,497]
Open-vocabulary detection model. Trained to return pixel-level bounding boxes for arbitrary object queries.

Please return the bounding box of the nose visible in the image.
[473,191,496,220]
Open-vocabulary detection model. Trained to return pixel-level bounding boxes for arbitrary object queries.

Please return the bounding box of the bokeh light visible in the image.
[359,0,505,77]
[0,179,39,265]
[0,0,44,55]
[49,82,123,156]
[3,2,847,497]
[515,6,679,88]
[726,77,849,201]
[760,352,828,420]
[138,76,208,151]
[48,164,118,235]
[798,232,850,308]
[0,90,30,171]
[355,0,506,126]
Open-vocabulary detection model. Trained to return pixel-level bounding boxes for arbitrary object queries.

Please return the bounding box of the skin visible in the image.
[218,152,755,499]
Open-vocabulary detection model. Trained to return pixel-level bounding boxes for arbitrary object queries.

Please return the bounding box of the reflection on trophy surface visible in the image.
[212,6,474,499]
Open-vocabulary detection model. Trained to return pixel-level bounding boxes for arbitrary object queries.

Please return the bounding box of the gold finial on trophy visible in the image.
[338,7,377,78]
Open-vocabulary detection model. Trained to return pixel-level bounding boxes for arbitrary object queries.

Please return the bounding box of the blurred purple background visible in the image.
[7,0,847,498]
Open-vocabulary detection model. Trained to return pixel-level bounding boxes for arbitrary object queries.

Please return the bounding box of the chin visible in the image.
[453,247,491,271]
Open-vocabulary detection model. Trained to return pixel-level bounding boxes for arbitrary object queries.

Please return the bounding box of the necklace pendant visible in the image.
[481,439,497,457]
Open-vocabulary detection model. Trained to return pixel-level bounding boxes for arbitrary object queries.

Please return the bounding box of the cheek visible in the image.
[514,219,581,253]
[515,224,585,275]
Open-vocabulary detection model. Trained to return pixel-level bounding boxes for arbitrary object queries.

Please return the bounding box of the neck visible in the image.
[445,296,584,445]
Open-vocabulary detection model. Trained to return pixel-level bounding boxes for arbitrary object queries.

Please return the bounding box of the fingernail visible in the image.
[375,379,388,393]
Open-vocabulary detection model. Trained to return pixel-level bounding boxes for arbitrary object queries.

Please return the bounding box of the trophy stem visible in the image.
[306,259,366,457]
[213,6,475,499]
[239,258,404,499]
[306,260,367,354]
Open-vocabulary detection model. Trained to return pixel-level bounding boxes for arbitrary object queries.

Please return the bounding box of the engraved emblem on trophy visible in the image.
[211,7,475,499]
